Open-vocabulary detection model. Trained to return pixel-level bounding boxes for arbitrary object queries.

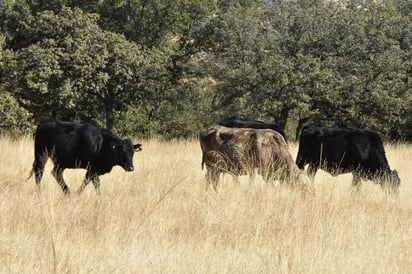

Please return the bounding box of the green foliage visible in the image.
[9,7,147,132]
[0,0,31,48]
[196,1,330,130]
[1,0,412,140]
[195,0,412,140]
[1,33,33,135]
[93,0,217,47]
[116,42,207,139]
[0,92,32,134]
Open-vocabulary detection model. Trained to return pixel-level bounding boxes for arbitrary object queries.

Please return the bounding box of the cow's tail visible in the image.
[26,158,39,182]
[201,154,205,170]
[27,145,48,183]
[26,155,41,181]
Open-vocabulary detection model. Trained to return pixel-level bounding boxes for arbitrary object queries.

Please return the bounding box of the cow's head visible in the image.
[199,126,220,152]
[295,143,314,169]
[111,140,142,171]
[295,128,323,169]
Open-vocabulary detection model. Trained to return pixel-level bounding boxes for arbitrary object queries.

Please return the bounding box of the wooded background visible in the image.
[1,0,412,141]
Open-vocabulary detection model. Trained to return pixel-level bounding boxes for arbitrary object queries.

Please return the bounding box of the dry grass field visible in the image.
[0,136,411,273]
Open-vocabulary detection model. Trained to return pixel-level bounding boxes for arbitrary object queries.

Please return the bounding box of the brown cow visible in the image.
[199,126,307,191]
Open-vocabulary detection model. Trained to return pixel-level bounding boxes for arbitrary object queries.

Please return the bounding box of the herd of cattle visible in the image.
[28,116,400,194]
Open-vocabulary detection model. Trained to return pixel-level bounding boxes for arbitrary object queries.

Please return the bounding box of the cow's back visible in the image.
[34,120,108,165]
[219,116,287,141]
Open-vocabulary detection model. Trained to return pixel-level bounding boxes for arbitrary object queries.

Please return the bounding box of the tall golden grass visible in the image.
[0,136,411,273]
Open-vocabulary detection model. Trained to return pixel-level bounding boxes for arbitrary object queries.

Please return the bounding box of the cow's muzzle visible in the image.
[125,166,134,172]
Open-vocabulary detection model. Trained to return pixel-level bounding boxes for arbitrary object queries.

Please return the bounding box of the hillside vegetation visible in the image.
[0,137,410,273]
[1,0,412,140]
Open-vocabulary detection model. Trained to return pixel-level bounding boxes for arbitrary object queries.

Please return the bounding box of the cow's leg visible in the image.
[283,163,297,184]
[249,168,257,184]
[91,176,101,195]
[51,166,70,194]
[264,172,279,187]
[306,164,317,182]
[231,174,240,184]
[351,174,362,191]
[206,169,220,192]
[383,180,398,195]
[259,167,270,183]
[32,157,46,190]
[380,171,400,195]
[264,171,279,187]
[76,170,93,194]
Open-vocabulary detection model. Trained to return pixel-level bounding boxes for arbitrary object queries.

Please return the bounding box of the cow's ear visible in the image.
[134,143,143,151]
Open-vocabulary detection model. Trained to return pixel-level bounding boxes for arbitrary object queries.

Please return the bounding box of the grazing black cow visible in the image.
[29,120,142,194]
[219,116,287,141]
[296,125,400,192]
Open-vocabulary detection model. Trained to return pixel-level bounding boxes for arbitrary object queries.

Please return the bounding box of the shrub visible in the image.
[0,92,33,135]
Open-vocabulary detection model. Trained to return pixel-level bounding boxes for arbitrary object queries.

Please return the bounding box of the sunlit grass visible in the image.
[0,137,411,273]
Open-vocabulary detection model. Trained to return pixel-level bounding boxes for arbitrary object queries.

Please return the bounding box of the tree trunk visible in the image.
[271,107,290,140]
[276,107,290,132]
[104,99,118,135]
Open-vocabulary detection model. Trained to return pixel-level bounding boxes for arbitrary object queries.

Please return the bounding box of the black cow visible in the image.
[28,120,142,194]
[296,125,400,192]
[219,116,287,141]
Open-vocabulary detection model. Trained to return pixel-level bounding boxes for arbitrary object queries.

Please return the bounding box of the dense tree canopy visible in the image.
[1,0,412,140]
